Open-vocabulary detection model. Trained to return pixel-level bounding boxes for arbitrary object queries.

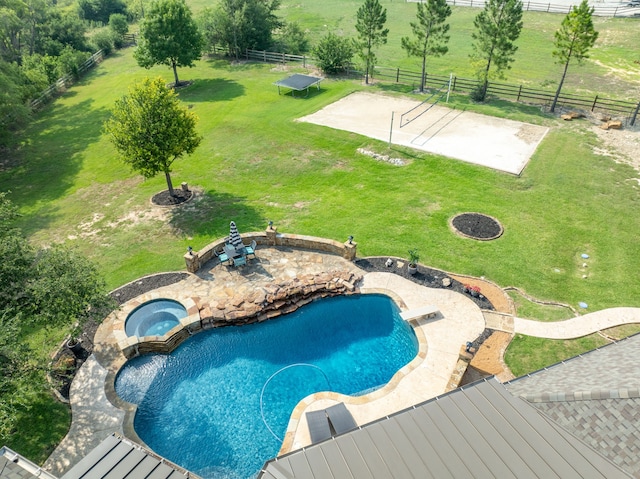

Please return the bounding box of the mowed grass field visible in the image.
[3,3,640,462]
[8,49,639,309]
[188,0,640,98]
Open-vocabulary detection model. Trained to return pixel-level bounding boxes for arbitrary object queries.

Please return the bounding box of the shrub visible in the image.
[91,30,114,55]
[312,33,354,75]
[109,13,128,48]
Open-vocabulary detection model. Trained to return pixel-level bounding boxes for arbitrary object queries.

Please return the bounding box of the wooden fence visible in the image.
[373,67,640,125]
[30,50,105,110]
[212,47,639,125]
[439,0,640,17]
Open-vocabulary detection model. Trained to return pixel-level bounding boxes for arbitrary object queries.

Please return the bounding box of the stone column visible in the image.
[266,225,278,246]
[184,251,199,273]
[343,240,357,261]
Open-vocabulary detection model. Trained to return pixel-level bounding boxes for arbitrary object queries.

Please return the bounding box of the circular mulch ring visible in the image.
[151,188,193,206]
[451,212,503,241]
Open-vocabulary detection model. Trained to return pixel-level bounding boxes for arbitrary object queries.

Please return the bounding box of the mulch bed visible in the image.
[355,257,494,311]
[451,212,503,240]
[151,189,193,206]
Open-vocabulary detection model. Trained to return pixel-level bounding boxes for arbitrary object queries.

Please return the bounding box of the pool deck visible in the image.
[42,246,640,477]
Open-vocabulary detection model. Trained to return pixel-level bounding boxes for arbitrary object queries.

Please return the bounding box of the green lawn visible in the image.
[6,47,639,308]
[3,5,640,461]
[216,0,640,99]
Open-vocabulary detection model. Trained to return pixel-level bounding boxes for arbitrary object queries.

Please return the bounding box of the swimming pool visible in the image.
[115,294,418,479]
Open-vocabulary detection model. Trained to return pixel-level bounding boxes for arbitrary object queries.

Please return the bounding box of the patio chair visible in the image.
[214,248,229,265]
[325,403,357,435]
[233,255,247,267]
[244,240,257,259]
[306,410,331,444]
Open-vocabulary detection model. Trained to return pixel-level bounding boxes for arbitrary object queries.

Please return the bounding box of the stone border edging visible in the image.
[504,285,579,316]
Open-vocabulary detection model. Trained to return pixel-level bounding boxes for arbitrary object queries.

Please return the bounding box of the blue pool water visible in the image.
[125,299,187,337]
[115,294,418,479]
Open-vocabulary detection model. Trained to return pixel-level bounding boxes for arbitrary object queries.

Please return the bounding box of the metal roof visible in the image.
[0,447,57,479]
[506,333,640,476]
[60,434,198,479]
[259,378,632,479]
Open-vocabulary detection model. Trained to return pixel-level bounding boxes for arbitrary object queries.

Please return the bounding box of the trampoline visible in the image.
[274,74,323,97]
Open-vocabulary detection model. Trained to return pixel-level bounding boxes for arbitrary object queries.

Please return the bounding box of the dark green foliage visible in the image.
[272,21,309,54]
[55,45,90,79]
[312,32,355,74]
[108,13,128,48]
[104,77,202,196]
[91,30,114,55]
[401,0,451,92]
[470,0,523,102]
[550,0,598,112]
[134,0,202,85]
[40,10,89,56]
[199,0,282,59]
[355,0,388,84]
[78,0,127,24]
[0,61,33,148]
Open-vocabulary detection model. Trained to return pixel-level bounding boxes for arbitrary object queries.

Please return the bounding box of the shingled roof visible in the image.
[506,333,640,476]
[259,377,631,478]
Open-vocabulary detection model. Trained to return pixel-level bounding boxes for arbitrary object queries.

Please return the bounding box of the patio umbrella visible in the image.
[228,221,244,249]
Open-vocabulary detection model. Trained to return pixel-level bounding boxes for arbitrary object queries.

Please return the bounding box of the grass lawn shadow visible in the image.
[168,189,264,238]
[178,78,245,102]
[3,98,110,230]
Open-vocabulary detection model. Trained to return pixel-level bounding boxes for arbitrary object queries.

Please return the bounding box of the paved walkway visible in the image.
[514,307,640,339]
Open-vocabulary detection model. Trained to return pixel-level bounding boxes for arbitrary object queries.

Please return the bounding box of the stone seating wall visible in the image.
[184,227,357,273]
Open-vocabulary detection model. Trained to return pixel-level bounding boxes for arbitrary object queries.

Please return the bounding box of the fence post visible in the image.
[517,85,522,102]
[630,102,640,126]
[547,3,550,11]
[396,68,400,83]
[591,95,598,112]
[614,6,618,17]
[452,76,457,91]
[303,56,306,68]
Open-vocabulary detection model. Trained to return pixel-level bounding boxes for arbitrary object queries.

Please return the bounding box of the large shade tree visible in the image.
[401,0,451,93]
[355,0,388,85]
[104,77,202,197]
[470,0,523,102]
[550,0,598,112]
[134,0,202,86]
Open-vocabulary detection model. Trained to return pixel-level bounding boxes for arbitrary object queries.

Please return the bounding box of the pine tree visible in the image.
[401,0,452,93]
[550,0,598,113]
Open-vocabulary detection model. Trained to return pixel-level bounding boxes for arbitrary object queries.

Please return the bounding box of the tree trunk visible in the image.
[172,61,180,87]
[551,58,571,113]
[165,171,175,197]
[420,54,427,93]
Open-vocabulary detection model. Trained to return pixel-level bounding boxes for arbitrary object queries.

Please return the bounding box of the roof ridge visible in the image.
[523,387,640,403]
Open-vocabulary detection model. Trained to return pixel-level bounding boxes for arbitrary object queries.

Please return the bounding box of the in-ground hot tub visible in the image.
[125,299,188,337]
